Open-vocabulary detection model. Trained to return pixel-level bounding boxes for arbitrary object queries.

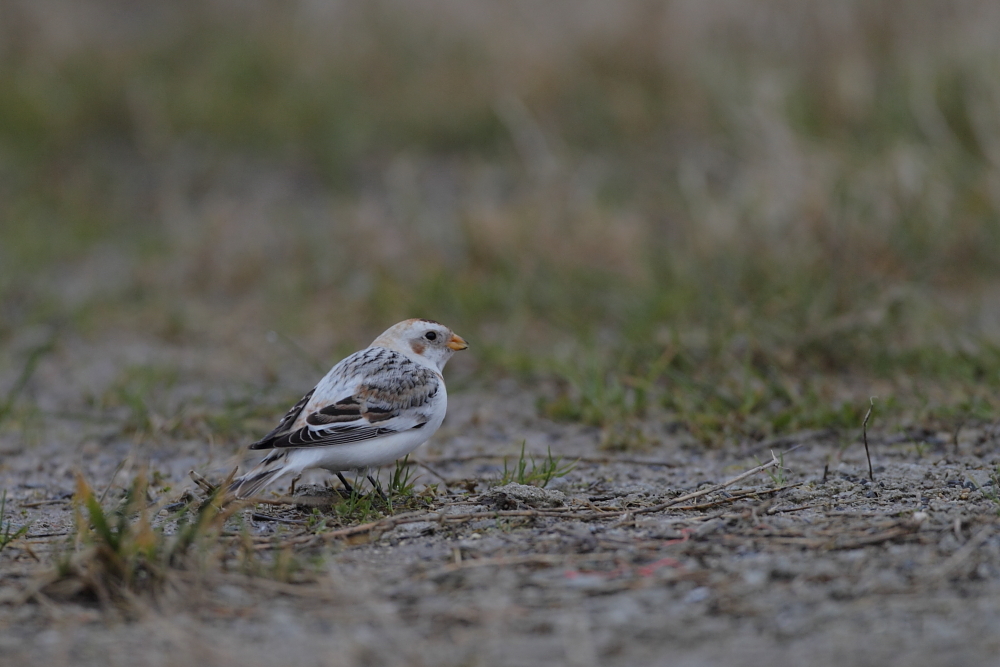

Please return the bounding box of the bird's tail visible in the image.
[229,450,291,499]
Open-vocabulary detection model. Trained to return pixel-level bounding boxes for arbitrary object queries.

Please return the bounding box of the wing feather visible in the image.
[249,388,315,449]
[249,347,440,451]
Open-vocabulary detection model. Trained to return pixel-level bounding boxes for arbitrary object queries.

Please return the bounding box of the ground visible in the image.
[3,352,1000,666]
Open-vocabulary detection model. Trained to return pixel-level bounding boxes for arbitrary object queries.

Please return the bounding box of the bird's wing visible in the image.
[249,347,441,450]
[249,388,315,448]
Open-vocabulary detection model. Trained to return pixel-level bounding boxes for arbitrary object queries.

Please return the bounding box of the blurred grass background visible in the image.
[2,0,1000,448]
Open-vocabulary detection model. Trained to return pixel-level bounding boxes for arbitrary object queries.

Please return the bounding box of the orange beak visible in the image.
[446,333,469,351]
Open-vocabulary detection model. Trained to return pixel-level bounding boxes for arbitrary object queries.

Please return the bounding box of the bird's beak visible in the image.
[447,334,469,351]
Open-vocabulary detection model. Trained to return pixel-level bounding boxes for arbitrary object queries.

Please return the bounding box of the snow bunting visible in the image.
[230,319,467,498]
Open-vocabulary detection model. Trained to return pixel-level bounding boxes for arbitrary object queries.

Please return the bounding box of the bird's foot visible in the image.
[367,474,388,502]
[336,472,356,497]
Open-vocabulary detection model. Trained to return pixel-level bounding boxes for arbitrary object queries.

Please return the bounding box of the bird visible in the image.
[229,319,467,499]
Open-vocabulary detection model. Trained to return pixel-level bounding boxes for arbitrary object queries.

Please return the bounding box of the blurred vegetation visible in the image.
[2,1,1000,447]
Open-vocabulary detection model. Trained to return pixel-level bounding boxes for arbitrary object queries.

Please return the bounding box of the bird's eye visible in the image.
[425,331,437,341]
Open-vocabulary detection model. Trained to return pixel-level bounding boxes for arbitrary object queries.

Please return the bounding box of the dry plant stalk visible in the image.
[863,398,876,482]
[633,454,782,515]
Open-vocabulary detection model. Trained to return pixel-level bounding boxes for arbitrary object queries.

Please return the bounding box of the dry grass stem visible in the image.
[863,398,876,483]
[633,454,782,516]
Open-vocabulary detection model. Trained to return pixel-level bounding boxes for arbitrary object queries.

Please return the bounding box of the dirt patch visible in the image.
[4,378,1000,666]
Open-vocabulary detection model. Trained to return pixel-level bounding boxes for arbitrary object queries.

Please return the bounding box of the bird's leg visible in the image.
[289,473,302,497]
[367,473,387,501]
[336,472,356,496]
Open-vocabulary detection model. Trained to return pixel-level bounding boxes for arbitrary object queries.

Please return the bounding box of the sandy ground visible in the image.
[2,338,1000,667]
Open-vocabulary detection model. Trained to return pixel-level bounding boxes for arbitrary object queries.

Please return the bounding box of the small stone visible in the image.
[391,521,437,537]
[684,587,711,603]
[486,483,567,509]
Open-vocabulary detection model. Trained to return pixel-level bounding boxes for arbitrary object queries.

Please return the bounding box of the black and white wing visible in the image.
[249,347,441,451]
[249,388,315,448]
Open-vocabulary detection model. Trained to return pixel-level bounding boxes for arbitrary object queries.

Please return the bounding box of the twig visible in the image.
[20,499,69,508]
[633,454,782,516]
[251,495,340,507]
[952,416,967,455]
[825,525,919,550]
[412,459,450,483]
[254,510,434,549]
[251,512,307,525]
[253,507,627,550]
[98,458,128,504]
[189,470,217,494]
[318,509,594,538]
[718,522,920,551]
[674,483,802,511]
[572,498,613,513]
[766,502,823,515]
[863,397,876,482]
[187,467,238,498]
[927,524,995,581]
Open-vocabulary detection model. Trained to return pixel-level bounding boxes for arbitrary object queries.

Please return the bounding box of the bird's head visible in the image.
[371,319,468,371]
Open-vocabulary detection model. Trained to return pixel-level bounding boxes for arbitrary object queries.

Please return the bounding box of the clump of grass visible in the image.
[331,484,379,524]
[497,442,576,489]
[384,456,419,513]
[44,473,239,606]
[0,489,30,554]
[304,507,329,533]
[388,455,417,497]
[756,451,788,487]
[304,461,426,530]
